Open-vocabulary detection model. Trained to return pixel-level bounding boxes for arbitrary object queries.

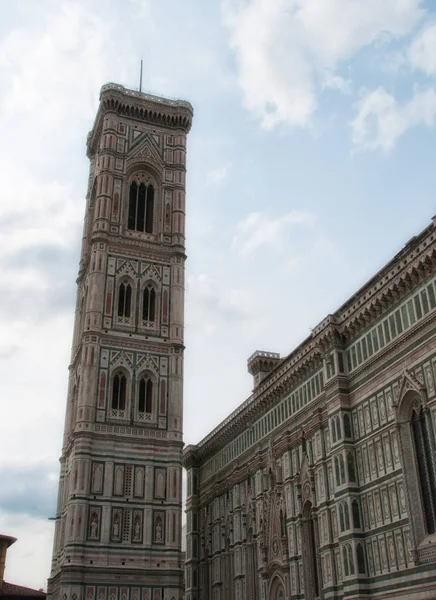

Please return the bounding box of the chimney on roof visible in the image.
[247,350,281,389]
[0,534,17,584]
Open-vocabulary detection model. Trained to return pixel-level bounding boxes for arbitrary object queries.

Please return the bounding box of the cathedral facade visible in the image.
[48,83,193,600]
[184,217,436,600]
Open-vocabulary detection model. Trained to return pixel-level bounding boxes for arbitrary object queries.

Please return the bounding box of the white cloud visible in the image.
[233,210,315,257]
[222,0,424,128]
[206,165,230,186]
[0,2,123,126]
[0,513,53,591]
[351,86,436,151]
[409,22,436,76]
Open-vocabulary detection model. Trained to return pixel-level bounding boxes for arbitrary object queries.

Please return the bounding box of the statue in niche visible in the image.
[377,443,384,470]
[112,513,120,539]
[373,542,380,571]
[426,365,434,394]
[89,512,99,539]
[397,538,405,564]
[386,389,393,416]
[385,438,392,466]
[383,491,390,518]
[391,489,398,515]
[380,539,388,568]
[388,538,396,566]
[375,495,382,522]
[133,515,141,541]
[392,434,400,463]
[372,402,379,426]
[155,516,163,542]
[406,533,413,561]
[365,406,371,430]
[399,485,407,513]
[379,397,386,421]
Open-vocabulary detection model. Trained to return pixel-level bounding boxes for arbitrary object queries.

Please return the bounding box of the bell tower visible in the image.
[48,83,193,600]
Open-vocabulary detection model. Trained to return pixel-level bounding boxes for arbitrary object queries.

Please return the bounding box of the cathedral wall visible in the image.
[184,223,436,599]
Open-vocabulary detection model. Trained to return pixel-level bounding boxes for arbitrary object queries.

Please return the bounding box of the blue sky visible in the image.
[1,0,436,590]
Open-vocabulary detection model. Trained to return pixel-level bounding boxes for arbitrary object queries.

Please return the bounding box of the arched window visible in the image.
[348,544,355,574]
[412,408,436,534]
[357,543,366,574]
[336,417,341,441]
[331,419,337,443]
[352,500,361,528]
[344,502,350,530]
[112,373,126,411]
[339,454,345,484]
[343,546,349,576]
[127,181,154,233]
[117,282,132,318]
[142,285,156,323]
[347,452,356,482]
[339,503,345,532]
[343,413,352,438]
[335,456,340,487]
[138,376,153,417]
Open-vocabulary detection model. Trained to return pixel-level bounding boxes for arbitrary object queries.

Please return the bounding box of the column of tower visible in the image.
[48,83,193,600]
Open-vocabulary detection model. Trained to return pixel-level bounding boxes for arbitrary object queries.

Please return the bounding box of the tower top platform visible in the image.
[87,82,193,156]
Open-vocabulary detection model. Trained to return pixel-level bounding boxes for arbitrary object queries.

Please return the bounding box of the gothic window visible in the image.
[331,419,337,443]
[357,543,366,573]
[112,373,127,411]
[352,500,361,528]
[348,544,355,574]
[339,503,345,532]
[411,408,436,534]
[142,285,156,323]
[347,452,357,482]
[127,181,154,233]
[336,416,342,440]
[344,502,350,530]
[138,376,153,419]
[342,546,349,577]
[335,456,340,487]
[344,413,352,438]
[339,454,345,483]
[117,282,132,318]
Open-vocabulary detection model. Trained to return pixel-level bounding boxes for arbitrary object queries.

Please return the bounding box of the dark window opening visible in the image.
[352,500,361,528]
[142,287,156,322]
[127,181,155,233]
[412,409,436,534]
[118,283,132,318]
[112,374,126,410]
[138,377,153,413]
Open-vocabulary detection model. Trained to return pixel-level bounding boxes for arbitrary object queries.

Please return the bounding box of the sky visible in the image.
[1,0,436,590]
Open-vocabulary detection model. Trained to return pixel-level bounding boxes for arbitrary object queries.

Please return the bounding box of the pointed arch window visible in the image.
[138,376,153,420]
[142,285,156,323]
[128,181,154,233]
[112,373,126,412]
[117,282,132,318]
[412,407,436,534]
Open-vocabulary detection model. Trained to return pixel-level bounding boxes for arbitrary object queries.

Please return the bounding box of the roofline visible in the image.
[189,215,436,458]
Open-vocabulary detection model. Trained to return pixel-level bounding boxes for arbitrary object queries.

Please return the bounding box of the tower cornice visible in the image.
[87,83,193,157]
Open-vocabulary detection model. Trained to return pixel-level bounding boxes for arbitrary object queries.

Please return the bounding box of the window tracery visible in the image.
[111,371,128,418]
[127,180,154,233]
[138,374,154,421]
